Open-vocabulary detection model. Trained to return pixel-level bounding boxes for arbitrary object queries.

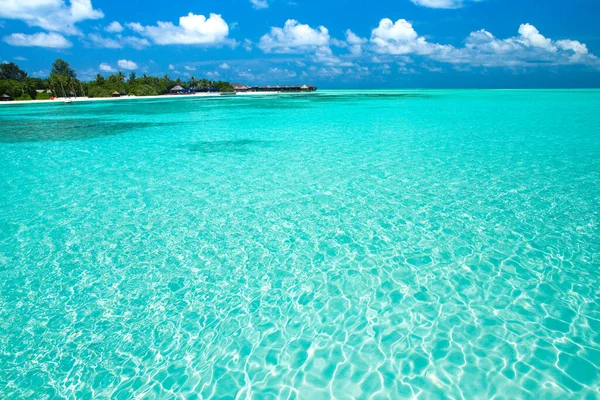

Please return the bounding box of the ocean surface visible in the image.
[1,90,599,399]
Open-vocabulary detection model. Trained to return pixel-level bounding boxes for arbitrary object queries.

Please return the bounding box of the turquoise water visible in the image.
[1,90,599,399]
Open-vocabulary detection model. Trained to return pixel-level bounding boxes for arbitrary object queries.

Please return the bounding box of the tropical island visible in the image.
[0,59,317,103]
[0,58,235,101]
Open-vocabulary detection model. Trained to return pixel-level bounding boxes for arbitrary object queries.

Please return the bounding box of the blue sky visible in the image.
[1,0,599,88]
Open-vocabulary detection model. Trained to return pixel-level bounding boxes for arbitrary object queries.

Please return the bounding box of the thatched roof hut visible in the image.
[232,83,249,92]
[1,94,11,101]
[170,85,185,94]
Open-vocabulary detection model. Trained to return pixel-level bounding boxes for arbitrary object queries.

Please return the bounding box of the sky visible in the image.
[1,0,599,88]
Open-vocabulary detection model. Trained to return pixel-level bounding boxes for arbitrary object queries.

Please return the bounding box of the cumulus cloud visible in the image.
[371,18,444,55]
[128,13,232,46]
[446,23,597,66]
[126,22,144,33]
[105,21,124,33]
[169,64,175,70]
[250,0,268,9]
[517,23,555,52]
[99,62,116,72]
[258,20,349,66]
[259,20,330,53]
[3,32,72,48]
[369,18,598,67]
[219,63,230,69]
[346,29,367,56]
[117,59,138,70]
[0,0,104,35]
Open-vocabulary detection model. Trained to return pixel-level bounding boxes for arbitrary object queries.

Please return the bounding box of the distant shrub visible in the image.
[130,84,158,97]
[15,93,33,101]
[87,86,112,98]
[36,92,51,100]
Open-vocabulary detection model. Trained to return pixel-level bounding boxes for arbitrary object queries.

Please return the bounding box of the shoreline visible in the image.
[0,91,292,106]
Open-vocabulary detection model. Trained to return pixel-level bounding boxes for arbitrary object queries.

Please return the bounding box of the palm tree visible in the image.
[188,76,198,89]
[22,78,36,97]
[117,71,125,83]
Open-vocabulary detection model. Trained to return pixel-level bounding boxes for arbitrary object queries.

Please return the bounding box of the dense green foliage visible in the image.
[15,93,33,101]
[0,62,28,81]
[51,59,77,79]
[0,59,236,101]
[36,92,52,100]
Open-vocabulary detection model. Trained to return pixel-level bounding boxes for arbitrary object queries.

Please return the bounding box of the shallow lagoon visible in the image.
[1,90,599,398]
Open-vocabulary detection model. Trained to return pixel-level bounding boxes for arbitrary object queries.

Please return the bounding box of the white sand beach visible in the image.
[0,91,289,106]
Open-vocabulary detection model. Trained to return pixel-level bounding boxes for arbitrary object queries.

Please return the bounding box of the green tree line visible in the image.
[0,59,234,101]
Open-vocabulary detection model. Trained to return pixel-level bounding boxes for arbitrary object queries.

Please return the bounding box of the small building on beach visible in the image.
[170,85,185,94]
[1,94,11,101]
[112,91,121,97]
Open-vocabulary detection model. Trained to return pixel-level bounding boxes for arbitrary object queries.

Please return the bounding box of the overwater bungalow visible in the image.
[232,83,317,93]
[232,83,250,92]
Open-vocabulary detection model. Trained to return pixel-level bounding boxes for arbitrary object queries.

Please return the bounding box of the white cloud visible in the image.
[268,67,297,78]
[371,18,443,55]
[184,65,196,71]
[243,39,253,52]
[129,13,232,46]
[87,33,149,49]
[259,20,346,66]
[117,59,138,70]
[259,20,330,53]
[346,29,367,56]
[410,0,479,9]
[99,62,115,72]
[169,64,175,70]
[0,0,104,35]
[369,19,598,68]
[14,56,28,61]
[219,63,230,69]
[313,46,342,65]
[447,24,597,66]
[556,40,590,62]
[518,23,555,52]
[3,32,72,48]
[206,71,220,77]
[120,36,150,49]
[126,22,144,33]
[105,21,124,33]
[88,33,121,48]
[250,0,268,9]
